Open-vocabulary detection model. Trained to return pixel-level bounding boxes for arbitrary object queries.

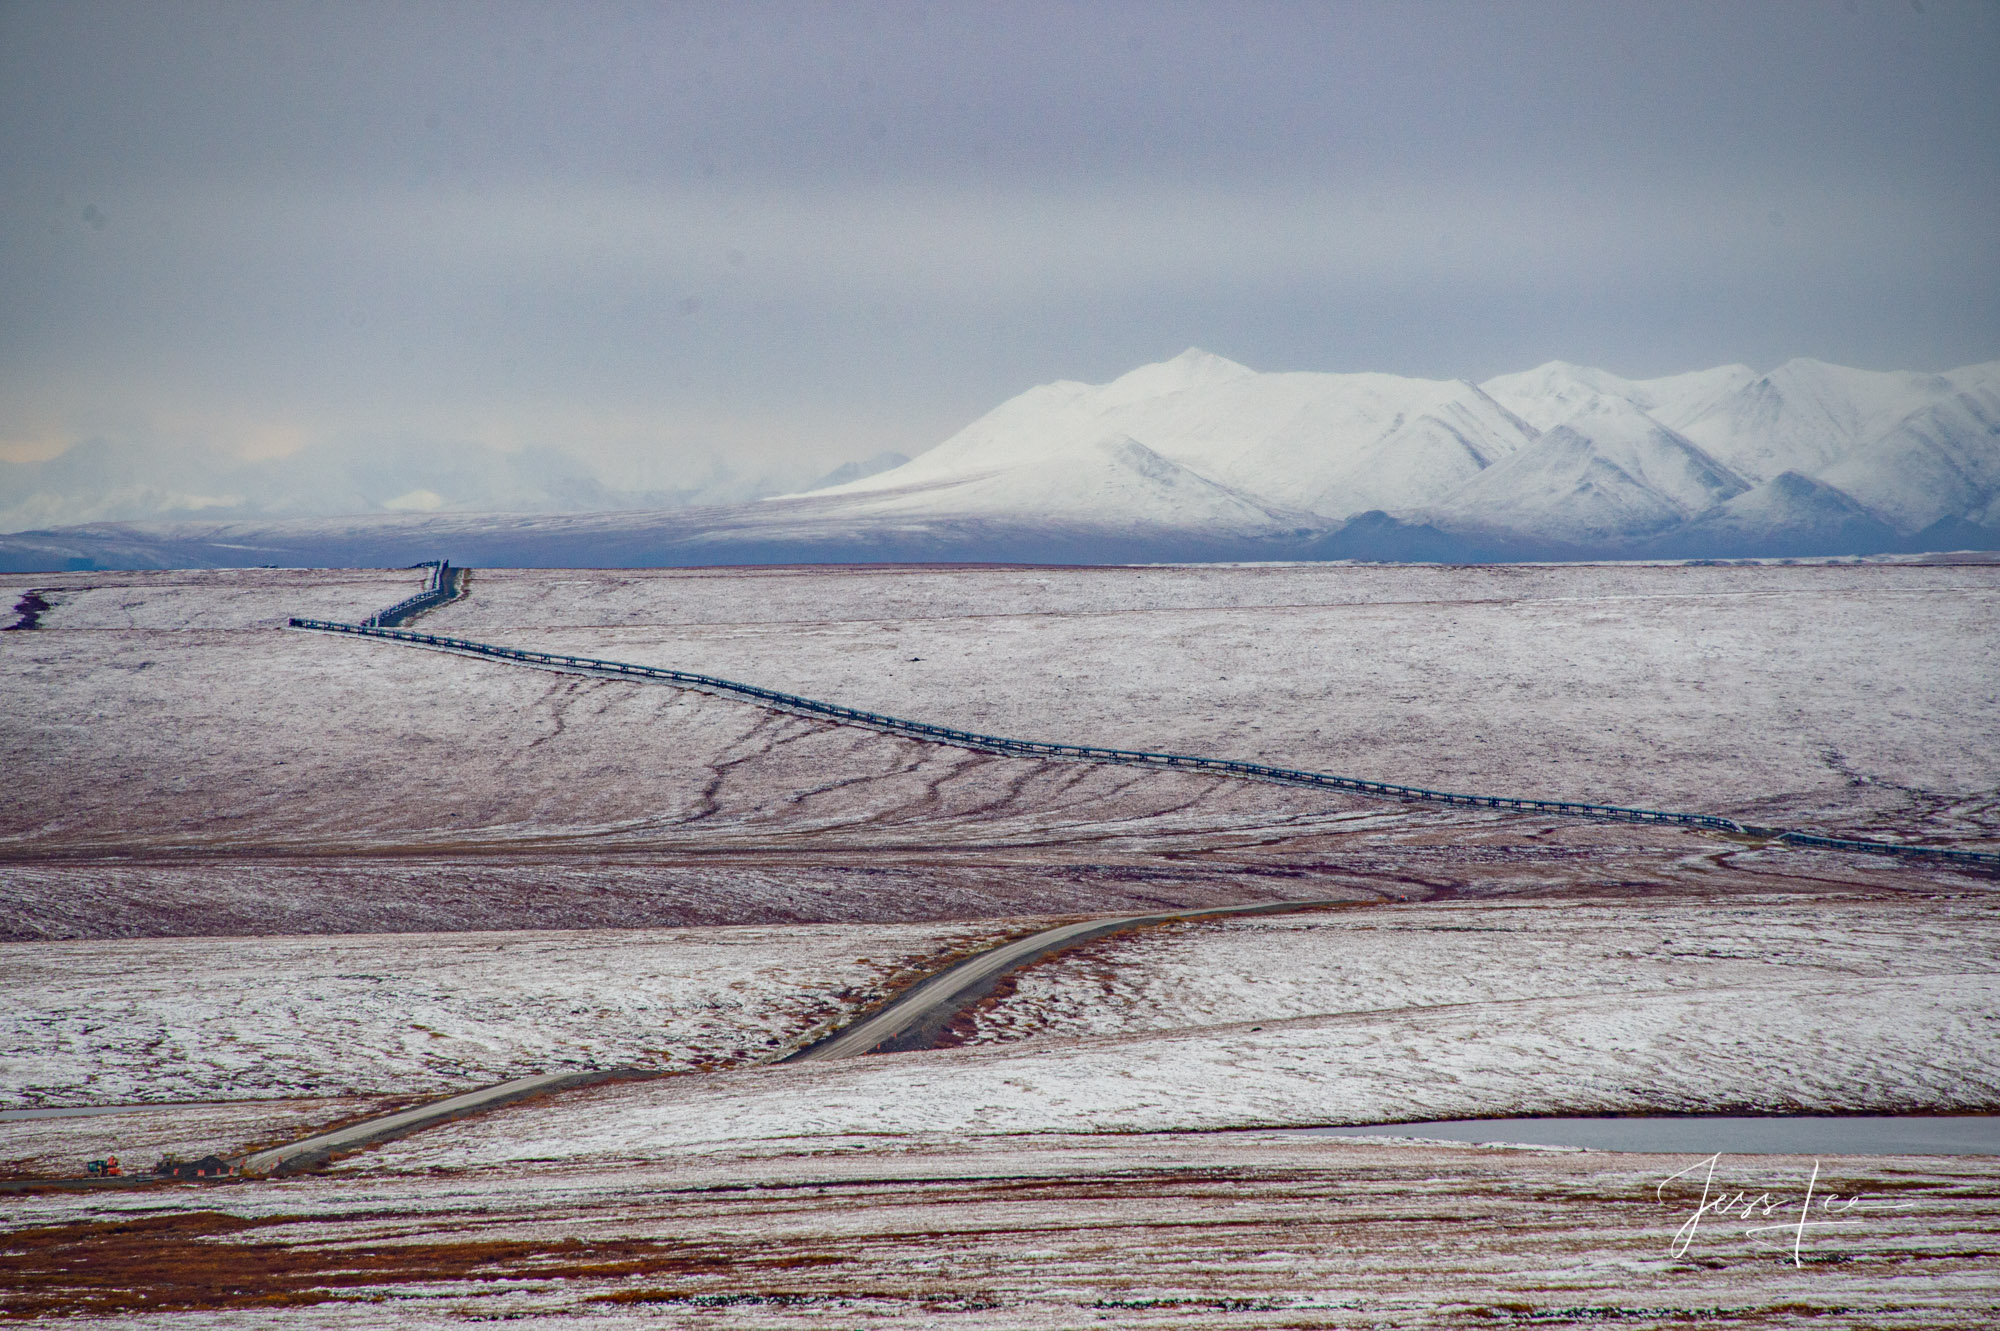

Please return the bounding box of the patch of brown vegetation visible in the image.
[933,965,1028,1047]
[0,1208,815,1319]
[6,1147,1995,1325]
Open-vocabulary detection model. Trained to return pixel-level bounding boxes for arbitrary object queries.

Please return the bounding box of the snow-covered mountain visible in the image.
[1480,361,1760,434]
[1436,396,1749,543]
[813,350,1537,525]
[1815,382,2000,532]
[1674,360,1966,484]
[1657,471,1900,559]
[804,431,1314,537]
[789,348,2000,556]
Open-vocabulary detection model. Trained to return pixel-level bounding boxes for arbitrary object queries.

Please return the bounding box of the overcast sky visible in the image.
[3,0,1996,484]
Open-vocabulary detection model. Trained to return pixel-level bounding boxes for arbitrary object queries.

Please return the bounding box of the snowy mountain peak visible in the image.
[1480,362,1641,430]
[1508,360,1623,390]
[1622,364,1759,430]
[1816,380,2000,531]
[1481,361,1760,434]
[1675,358,1961,483]
[1093,348,1255,408]
[1547,392,1660,431]
[1440,394,1749,542]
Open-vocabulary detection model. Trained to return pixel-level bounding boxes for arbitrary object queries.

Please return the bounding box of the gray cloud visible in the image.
[2,0,1995,494]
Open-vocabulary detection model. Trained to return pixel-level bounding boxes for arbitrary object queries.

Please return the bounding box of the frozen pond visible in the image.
[1287,1115,2000,1156]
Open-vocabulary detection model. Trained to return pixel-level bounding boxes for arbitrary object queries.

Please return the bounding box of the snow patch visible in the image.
[382,488,446,513]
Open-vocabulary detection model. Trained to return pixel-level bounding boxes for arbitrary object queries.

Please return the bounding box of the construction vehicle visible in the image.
[153,1154,233,1180]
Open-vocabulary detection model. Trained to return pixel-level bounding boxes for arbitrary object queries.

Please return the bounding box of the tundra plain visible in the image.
[2,559,1997,1325]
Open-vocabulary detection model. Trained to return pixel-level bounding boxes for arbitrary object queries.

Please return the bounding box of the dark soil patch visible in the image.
[3,591,50,631]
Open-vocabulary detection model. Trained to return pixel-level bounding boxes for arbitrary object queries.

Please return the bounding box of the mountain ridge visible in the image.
[4,349,1996,570]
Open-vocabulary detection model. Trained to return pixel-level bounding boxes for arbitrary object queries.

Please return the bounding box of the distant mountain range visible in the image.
[4,350,1996,570]
[793,349,2000,557]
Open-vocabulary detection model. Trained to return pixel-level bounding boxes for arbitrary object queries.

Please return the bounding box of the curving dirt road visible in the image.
[234,895,1372,1173]
[786,896,1364,1061]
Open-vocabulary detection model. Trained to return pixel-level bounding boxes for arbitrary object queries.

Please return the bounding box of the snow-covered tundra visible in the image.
[2,561,1997,1327]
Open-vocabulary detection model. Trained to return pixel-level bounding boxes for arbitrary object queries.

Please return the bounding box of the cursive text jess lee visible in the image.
[1656,1155,1912,1266]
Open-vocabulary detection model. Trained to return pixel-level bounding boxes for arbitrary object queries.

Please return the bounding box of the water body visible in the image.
[0,1102,235,1121]
[1283,1116,2000,1156]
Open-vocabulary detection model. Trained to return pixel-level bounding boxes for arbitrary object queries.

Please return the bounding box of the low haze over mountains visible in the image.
[4,351,1996,570]
[0,440,910,536]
